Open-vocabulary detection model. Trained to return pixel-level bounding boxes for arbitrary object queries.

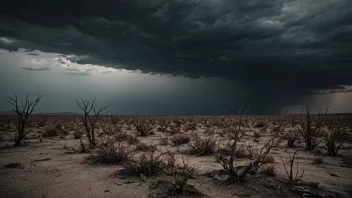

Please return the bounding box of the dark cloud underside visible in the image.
[1,0,351,113]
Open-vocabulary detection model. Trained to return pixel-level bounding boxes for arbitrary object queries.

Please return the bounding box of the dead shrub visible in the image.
[76,98,109,149]
[168,127,181,135]
[7,93,43,146]
[188,135,217,156]
[126,134,139,145]
[73,130,84,139]
[97,141,134,163]
[136,142,157,152]
[78,138,90,153]
[312,157,324,164]
[204,127,215,135]
[254,122,265,128]
[244,143,257,159]
[235,145,248,158]
[133,115,153,136]
[253,131,261,138]
[42,127,59,137]
[123,152,165,176]
[160,137,168,145]
[284,131,299,147]
[172,134,191,146]
[96,140,135,164]
[114,132,129,141]
[185,123,197,131]
[165,155,195,177]
[262,155,275,164]
[298,103,328,150]
[281,150,304,185]
[148,174,205,198]
[260,164,276,176]
[324,118,349,156]
[4,163,23,169]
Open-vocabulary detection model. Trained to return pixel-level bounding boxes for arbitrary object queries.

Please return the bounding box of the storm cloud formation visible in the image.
[1,0,351,113]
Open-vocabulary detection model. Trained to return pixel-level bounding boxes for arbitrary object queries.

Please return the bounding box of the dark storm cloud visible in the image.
[1,0,352,112]
[27,52,40,56]
[64,72,90,76]
[21,67,50,71]
[65,68,81,72]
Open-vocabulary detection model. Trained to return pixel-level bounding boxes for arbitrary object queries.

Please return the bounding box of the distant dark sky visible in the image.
[0,0,351,115]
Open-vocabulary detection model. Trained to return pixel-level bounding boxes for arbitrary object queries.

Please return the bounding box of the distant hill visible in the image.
[0,111,81,116]
[34,112,81,116]
[0,111,16,115]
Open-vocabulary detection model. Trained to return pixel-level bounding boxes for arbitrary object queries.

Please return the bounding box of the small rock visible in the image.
[104,190,110,192]
[140,173,147,182]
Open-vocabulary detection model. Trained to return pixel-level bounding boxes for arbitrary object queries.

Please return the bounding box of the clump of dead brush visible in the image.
[188,135,217,156]
[168,126,181,135]
[149,156,204,198]
[135,142,157,152]
[312,157,324,164]
[157,118,169,132]
[297,103,328,150]
[260,164,276,176]
[172,134,191,146]
[253,131,261,138]
[126,134,139,145]
[218,115,279,183]
[123,152,165,176]
[148,174,205,198]
[165,155,195,177]
[204,127,215,136]
[160,137,169,145]
[114,132,129,141]
[43,124,69,137]
[254,122,265,128]
[133,115,154,136]
[243,143,258,159]
[73,130,84,139]
[167,173,204,197]
[283,130,299,147]
[78,138,90,153]
[96,139,135,164]
[42,126,59,137]
[324,118,349,156]
[185,122,197,131]
[281,150,305,185]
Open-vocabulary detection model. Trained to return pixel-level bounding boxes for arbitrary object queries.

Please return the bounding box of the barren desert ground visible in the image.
[1,115,352,198]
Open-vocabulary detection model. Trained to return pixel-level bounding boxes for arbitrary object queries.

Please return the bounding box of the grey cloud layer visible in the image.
[1,0,352,95]
[21,67,50,71]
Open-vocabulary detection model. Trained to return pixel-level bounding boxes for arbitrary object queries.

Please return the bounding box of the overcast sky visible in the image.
[0,0,351,115]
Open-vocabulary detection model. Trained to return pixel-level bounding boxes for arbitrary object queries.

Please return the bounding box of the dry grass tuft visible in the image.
[165,155,195,177]
[114,132,129,141]
[188,135,217,156]
[312,157,324,164]
[73,130,84,139]
[42,127,60,137]
[260,164,276,176]
[135,142,157,152]
[126,134,139,145]
[123,152,165,176]
[96,140,135,164]
[253,131,261,138]
[283,131,299,147]
[171,134,191,146]
[160,137,168,145]
[262,155,275,164]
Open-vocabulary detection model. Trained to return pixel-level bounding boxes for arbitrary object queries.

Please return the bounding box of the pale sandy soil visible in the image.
[0,115,351,198]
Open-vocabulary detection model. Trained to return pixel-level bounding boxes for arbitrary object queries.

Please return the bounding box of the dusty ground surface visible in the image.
[0,115,352,198]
